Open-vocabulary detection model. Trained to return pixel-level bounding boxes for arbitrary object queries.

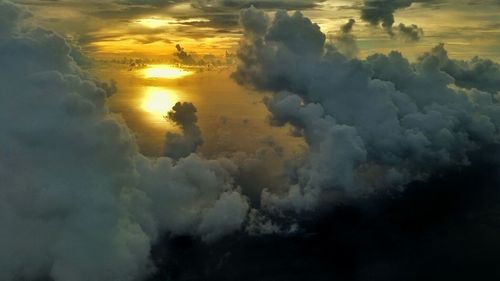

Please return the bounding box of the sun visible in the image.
[142,87,178,117]
[143,65,193,79]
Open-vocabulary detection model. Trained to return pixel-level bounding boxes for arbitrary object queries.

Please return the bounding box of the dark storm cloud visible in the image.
[360,0,431,40]
[0,1,249,280]
[233,7,500,211]
[164,102,204,159]
[361,0,414,29]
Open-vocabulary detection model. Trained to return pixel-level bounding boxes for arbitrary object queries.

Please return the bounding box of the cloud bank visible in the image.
[233,7,500,211]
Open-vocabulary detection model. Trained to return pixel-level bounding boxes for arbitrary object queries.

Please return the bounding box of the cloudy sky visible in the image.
[1,0,500,281]
[11,0,500,60]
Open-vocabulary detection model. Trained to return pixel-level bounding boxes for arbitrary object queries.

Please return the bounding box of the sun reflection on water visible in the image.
[143,65,192,79]
[142,87,178,119]
[136,18,169,28]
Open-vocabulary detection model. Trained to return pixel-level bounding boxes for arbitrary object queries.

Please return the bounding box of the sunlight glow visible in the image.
[142,87,178,117]
[143,65,193,79]
[136,18,169,28]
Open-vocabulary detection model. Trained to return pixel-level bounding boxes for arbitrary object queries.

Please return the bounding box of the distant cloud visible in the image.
[395,22,423,42]
[332,18,359,58]
[193,0,324,10]
[360,0,430,41]
[164,102,204,159]
[122,0,187,7]
[174,43,197,65]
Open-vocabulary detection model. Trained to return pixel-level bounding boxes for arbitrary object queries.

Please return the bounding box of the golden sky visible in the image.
[11,0,500,61]
[9,0,499,157]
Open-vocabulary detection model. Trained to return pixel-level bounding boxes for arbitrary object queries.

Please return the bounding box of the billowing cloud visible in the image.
[0,1,249,280]
[233,7,500,211]
[361,0,428,40]
[164,102,204,159]
[421,43,500,94]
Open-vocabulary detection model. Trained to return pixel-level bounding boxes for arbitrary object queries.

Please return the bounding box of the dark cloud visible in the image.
[0,0,27,35]
[164,102,204,159]
[361,0,414,30]
[360,0,429,40]
[192,0,324,11]
[266,10,326,56]
[174,43,197,65]
[421,43,500,94]
[396,22,423,42]
[171,44,229,66]
[332,18,358,58]
[367,44,500,96]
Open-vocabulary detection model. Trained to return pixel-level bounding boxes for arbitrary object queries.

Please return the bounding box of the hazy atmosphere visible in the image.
[1,0,500,280]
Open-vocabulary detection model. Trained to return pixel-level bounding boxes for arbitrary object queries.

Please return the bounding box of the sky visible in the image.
[1,0,500,281]
[11,0,500,60]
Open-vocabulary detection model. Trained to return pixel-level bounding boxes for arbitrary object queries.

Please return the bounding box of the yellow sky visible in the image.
[11,0,500,62]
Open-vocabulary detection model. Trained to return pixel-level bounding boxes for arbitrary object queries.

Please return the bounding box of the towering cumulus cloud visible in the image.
[0,1,248,280]
[164,102,204,159]
[233,7,500,211]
